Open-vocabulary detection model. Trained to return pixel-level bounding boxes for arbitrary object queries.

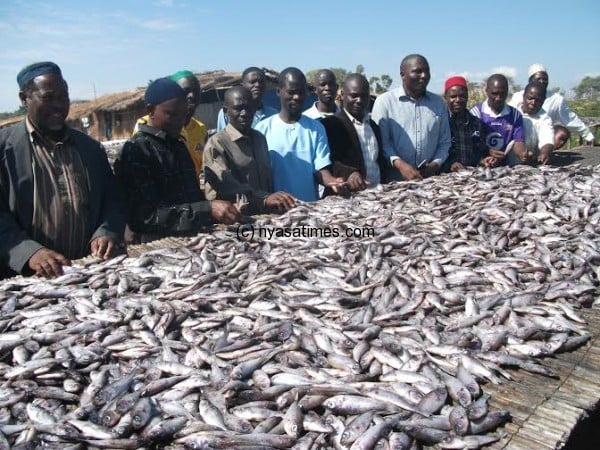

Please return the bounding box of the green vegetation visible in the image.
[306,66,393,94]
[573,75,600,101]
[0,106,25,120]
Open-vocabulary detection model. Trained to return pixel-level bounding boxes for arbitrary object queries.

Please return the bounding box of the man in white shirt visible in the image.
[321,73,386,192]
[510,63,595,146]
[303,69,340,119]
[509,81,554,166]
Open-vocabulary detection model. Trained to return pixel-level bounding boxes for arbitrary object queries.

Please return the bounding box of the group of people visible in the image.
[0,57,595,278]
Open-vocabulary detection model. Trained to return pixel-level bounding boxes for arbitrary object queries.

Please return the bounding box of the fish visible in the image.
[0,164,597,449]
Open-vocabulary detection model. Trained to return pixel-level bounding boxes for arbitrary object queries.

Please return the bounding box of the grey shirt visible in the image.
[203,124,273,214]
[371,86,451,168]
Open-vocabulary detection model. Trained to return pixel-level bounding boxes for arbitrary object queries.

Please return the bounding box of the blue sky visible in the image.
[0,0,598,113]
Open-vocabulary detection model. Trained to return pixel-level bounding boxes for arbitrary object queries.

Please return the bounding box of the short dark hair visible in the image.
[524,80,547,96]
[343,73,369,91]
[278,67,306,88]
[486,73,508,90]
[224,85,251,105]
[242,67,264,81]
[554,124,570,138]
[400,54,428,73]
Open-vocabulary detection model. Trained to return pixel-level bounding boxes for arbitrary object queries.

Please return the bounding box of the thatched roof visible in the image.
[0,116,23,128]
[0,68,280,125]
[66,68,279,121]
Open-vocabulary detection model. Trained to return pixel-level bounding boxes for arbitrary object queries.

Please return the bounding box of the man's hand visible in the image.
[90,236,117,260]
[320,170,350,196]
[211,200,242,225]
[346,171,368,191]
[480,156,500,168]
[419,162,439,178]
[264,192,296,211]
[450,162,466,172]
[488,149,506,160]
[538,145,553,165]
[394,159,422,180]
[28,248,70,278]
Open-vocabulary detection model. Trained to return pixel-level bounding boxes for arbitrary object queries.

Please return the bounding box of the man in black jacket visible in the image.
[114,77,240,244]
[0,61,125,278]
[321,74,386,194]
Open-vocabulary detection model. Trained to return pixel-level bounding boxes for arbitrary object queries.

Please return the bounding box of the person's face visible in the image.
[225,90,255,134]
[343,78,369,121]
[401,57,430,98]
[277,77,306,117]
[176,77,201,120]
[20,73,70,134]
[531,71,549,89]
[444,85,468,115]
[242,71,266,102]
[486,80,508,114]
[315,72,338,104]
[149,96,187,138]
[522,86,545,115]
[554,129,569,150]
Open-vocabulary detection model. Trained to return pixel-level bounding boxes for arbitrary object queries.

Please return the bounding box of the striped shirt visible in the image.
[26,118,91,259]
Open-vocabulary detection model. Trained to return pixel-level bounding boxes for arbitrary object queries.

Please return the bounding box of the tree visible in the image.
[369,74,393,94]
[305,67,349,87]
[466,81,486,108]
[306,66,393,94]
[574,75,600,101]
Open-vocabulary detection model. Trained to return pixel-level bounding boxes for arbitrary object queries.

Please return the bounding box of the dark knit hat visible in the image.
[144,77,186,105]
[17,61,62,89]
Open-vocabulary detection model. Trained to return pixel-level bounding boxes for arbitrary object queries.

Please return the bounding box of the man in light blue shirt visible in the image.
[372,54,451,181]
[255,67,344,202]
[217,67,277,131]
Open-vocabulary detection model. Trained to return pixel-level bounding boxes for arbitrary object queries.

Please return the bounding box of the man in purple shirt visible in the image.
[470,74,529,167]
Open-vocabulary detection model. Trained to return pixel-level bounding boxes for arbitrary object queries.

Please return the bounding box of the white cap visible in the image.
[528,63,547,78]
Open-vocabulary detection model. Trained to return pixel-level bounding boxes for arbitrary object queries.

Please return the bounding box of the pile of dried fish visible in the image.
[0,164,598,450]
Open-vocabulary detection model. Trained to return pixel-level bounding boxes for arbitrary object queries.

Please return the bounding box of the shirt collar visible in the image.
[449,109,474,124]
[397,85,430,102]
[138,123,184,142]
[482,100,511,118]
[343,108,368,125]
[25,116,71,147]
[224,123,250,141]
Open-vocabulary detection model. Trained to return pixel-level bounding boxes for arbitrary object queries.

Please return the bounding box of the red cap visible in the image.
[444,76,467,92]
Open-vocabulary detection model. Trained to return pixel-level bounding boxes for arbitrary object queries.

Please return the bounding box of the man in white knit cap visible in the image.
[509,63,595,146]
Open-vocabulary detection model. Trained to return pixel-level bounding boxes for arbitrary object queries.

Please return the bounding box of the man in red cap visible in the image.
[442,76,485,171]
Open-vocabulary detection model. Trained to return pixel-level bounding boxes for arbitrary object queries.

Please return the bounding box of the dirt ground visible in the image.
[553,145,600,167]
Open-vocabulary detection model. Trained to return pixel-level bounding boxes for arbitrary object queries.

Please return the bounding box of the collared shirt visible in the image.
[114,124,212,241]
[203,124,273,214]
[216,104,278,131]
[470,101,524,152]
[445,110,484,169]
[303,102,340,119]
[255,115,332,202]
[371,86,451,168]
[343,109,380,185]
[133,115,207,182]
[26,117,91,259]
[519,107,554,154]
[509,90,594,141]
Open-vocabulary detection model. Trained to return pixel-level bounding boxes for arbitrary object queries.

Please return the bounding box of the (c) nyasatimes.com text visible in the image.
[236,223,376,241]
